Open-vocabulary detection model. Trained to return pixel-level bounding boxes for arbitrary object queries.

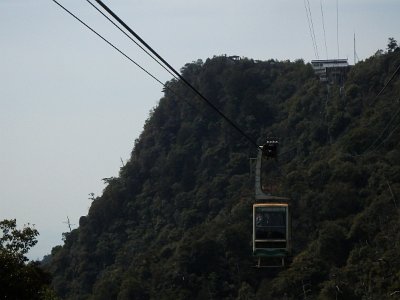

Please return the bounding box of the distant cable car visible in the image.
[253,140,291,267]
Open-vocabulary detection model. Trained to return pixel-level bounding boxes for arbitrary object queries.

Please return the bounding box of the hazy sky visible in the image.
[1,0,399,260]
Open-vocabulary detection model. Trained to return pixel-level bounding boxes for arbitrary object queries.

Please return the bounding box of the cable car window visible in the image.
[255,207,286,240]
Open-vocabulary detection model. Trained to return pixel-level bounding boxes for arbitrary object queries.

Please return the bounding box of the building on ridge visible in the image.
[311,59,351,84]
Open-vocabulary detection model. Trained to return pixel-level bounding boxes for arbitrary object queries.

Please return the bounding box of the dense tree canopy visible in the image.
[48,45,400,299]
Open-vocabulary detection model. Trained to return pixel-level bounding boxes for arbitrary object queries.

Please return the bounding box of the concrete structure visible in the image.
[311,59,351,84]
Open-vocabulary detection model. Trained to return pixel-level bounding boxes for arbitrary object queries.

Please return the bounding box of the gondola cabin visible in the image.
[253,141,291,267]
[253,202,290,263]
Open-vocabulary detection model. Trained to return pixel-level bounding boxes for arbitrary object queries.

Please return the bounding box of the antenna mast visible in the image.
[336,0,340,58]
[353,32,359,65]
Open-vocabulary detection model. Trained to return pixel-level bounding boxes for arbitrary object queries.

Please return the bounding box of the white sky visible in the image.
[1,0,399,260]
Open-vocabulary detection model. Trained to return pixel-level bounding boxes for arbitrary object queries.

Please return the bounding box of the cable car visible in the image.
[253,140,291,267]
[253,202,290,267]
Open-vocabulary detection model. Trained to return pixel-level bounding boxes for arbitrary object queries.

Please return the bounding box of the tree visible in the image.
[387,37,398,53]
[0,219,55,299]
[0,219,38,261]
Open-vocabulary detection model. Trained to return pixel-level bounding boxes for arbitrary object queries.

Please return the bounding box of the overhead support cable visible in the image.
[373,63,400,101]
[303,0,319,59]
[50,1,180,99]
[306,0,319,59]
[303,0,316,58]
[355,105,400,157]
[351,62,400,157]
[85,0,179,81]
[93,0,260,150]
[320,0,328,59]
[52,0,208,133]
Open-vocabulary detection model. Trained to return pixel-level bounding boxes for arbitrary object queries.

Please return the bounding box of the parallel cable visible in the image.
[320,0,328,59]
[93,0,260,149]
[306,0,319,59]
[303,0,316,59]
[373,63,400,102]
[51,0,167,89]
[351,63,400,157]
[362,106,400,155]
[51,0,200,115]
[84,0,202,118]
[85,0,178,81]
[83,0,204,117]
[370,120,400,153]
[303,0,319,59]
[52,0,259,149]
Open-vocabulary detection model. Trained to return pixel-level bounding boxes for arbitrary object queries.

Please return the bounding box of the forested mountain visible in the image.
[47,44,400,299]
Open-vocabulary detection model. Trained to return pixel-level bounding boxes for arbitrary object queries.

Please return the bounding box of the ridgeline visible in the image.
[47,45,400,299]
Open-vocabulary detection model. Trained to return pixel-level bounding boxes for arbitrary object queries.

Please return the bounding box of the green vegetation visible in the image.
[48,41,400,299]
[0,219,57,299]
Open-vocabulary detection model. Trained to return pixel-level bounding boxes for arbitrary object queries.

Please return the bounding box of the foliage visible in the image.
[387,37,399,53]
[0,219,57,299]
[48,47,400,299]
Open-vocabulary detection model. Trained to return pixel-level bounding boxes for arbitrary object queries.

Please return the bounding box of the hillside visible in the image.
[47,47,400,299]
